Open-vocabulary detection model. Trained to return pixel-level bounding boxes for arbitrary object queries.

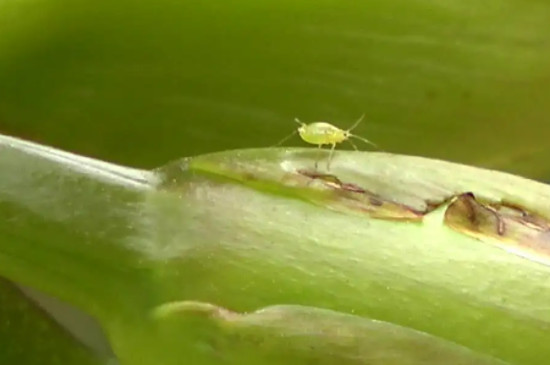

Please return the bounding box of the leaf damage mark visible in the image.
[295,170,550,264]
[295,169,423,221]
[444,192,550,264]
[182,153,550,264]
[444,192,506,236]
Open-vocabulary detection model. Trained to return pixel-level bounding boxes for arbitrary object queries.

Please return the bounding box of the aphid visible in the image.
[276,114,377,170]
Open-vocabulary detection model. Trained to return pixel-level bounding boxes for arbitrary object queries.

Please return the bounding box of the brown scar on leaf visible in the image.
[293,169,550,265]
[296,169,423,221]
[187,156,550,265]
[444,192,550,265]
[444,193,506,236]
[487,200,550,231]
[293,171,550,262]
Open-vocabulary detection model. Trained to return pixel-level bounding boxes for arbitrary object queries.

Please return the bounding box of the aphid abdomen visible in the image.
[298,122,347,145]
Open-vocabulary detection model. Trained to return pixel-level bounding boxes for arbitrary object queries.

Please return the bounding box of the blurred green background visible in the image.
[1,0,549,177]
[1,0,550,362]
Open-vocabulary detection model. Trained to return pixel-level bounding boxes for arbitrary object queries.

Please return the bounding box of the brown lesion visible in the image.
[295,169,424,221]
[445,193,550,236]
[296,170,366,193]
[444,193,507,237]
[487,200,550,231]
[444,192,550,261]
[293,169,550,262]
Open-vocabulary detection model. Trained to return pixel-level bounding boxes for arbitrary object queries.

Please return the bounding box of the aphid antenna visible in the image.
[347,113,366,132]
[346,113,379,149]
[294,117,306,126]
[351,134,378,148]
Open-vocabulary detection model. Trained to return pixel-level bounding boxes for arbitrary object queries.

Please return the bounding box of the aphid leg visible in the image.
[327,143,336,171]
[348,139,359,151]
[314,144,321,170]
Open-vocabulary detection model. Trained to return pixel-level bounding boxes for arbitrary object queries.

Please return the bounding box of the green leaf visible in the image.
[2,134,550,364]
[152,301,509,365]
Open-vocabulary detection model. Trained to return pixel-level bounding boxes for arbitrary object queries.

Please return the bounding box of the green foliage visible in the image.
[1,0,550,363]
[1,135,550,364]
